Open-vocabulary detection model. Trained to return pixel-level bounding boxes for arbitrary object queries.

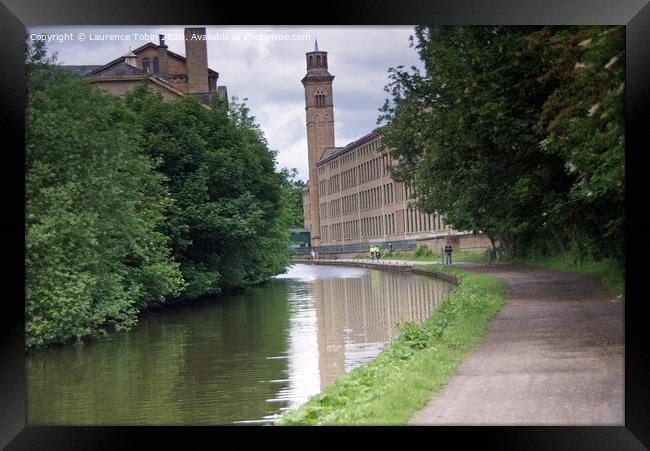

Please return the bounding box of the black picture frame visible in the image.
[2,0,648,449]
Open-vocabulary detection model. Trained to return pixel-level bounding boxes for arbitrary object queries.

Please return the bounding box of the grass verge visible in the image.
[275,265,506,425]
[516,254,624,298]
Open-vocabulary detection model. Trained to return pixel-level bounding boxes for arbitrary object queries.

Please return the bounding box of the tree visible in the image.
[124,89,291,298]
[379,26,624,262]
[536,27,625,261]
[26,40,298,349]
[279,168,306,229]
[26,42,184,348]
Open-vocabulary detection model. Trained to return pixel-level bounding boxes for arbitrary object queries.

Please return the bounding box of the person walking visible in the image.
[444,243,453,265]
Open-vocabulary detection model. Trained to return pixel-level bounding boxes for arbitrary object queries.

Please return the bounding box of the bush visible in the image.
[396,321,432,350]
[414,245,433,258]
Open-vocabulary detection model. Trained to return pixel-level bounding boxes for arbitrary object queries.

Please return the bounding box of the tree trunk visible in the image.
[488,235,498,264]
[548,223,566,253]
[500,233,514,261]
[497,234,507,262]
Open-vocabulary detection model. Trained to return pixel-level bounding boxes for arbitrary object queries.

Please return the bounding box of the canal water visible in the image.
[26,263,452,425]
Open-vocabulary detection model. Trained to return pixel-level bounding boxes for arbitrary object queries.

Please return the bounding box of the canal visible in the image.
[26,263,452,425]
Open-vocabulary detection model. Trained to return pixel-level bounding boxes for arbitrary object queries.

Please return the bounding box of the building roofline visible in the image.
[146,76,187,96]
[86,57,138,76]
[316,129,384,165]
[89,75,147,82]
[86,42,219,78]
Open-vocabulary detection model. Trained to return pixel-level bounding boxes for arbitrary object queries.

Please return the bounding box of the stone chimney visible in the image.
[184,27,209,94]
[157,34,169,77]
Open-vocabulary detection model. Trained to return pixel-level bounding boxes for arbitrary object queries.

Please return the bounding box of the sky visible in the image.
[27,26,424,181]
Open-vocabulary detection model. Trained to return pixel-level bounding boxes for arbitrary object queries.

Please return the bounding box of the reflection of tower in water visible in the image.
[312,270,451,389]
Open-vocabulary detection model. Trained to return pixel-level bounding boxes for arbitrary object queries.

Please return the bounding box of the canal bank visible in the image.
[277,261,506,425]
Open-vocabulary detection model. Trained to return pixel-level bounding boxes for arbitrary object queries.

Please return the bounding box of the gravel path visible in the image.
[409,262,624,425]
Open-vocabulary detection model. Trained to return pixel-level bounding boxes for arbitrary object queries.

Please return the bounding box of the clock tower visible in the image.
[302,41,335,247]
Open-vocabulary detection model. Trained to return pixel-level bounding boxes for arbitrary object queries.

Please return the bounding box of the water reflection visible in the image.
[264,264,451,421]
[26,264,451,425]
[285,264,450,393]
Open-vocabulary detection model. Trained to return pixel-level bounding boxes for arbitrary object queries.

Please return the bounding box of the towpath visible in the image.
[409,262,624,425]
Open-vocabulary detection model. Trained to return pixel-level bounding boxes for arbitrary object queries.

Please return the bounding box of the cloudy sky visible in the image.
[28,26,423,181]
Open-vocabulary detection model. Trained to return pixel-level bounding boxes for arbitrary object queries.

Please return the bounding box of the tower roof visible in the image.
[122,47,137,58]
[303,41,332,83]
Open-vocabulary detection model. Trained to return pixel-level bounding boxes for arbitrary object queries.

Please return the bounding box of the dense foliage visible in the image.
[26,42,291,349]
[279,167,306,229]
[379,26,624,263]
[26,44,184,348]
[124,87,291,298]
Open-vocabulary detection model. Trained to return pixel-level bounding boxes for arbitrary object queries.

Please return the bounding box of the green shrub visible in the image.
[414,245,433,258]
[396,321,433,350]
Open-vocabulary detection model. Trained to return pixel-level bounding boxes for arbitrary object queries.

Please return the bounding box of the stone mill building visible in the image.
[300,43,490,255]
[64,27,227,105]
